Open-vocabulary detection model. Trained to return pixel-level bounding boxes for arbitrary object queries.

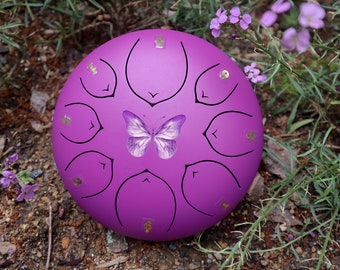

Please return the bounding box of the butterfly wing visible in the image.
[153,137,177,159]
[123,110,151,157]
[154,115,186,159]
[126,136,151,157]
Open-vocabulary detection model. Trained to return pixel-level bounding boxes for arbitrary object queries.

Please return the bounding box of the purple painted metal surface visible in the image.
[52,29,263,241]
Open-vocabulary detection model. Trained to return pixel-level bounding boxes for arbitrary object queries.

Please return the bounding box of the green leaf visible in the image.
[0,34,20,49]
[287,96,302,130]
[288,118,314,134]
[87,0,104,10]
[18,170,35,184]
[287,73,306,97]
[0,22,23,30]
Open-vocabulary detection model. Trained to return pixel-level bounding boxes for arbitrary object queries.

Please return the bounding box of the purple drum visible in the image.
[52,29,263,241]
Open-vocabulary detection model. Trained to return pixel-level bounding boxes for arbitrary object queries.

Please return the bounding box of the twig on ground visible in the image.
[45,202,52,270]
[96,256,128,268]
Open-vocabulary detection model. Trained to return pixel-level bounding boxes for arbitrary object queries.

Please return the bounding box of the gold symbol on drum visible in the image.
[87,62,98,75]
[155,36,165,48]
[72,177,82,186]
[219,70,230,80]
[220,201,229,210]
[246,132,257,140]
[62,115,71,125]
[144,221,153,233]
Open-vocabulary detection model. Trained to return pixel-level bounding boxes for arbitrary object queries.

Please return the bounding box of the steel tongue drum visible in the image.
[52,29,264,241]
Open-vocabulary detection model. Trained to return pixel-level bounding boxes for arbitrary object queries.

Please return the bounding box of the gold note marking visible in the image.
[219,70,230,80]
[155,36,165,48]
[62,115,71,125]
[72,177,82,186]
[246,132,257,140]
[220,201,229,210]
[144,221,153,233]
[87,62,98,75]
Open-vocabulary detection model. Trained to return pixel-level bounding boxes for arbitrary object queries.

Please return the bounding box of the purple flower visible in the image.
[260,11,278,27]
[288,234,295,241]
[261,0,291,27]
[0,170,18,188]
[16,183,39,202]
[247,69,267,83]
[210,8,227,38]
[298,2,325,29]
[244,62,267,83]
[272,0,291,13]
[215,8,228,24]
[229,6,252,30]
[281,27,310,53]
[244,62,257,73]
[4,153,19,169]
[210,18,222,38]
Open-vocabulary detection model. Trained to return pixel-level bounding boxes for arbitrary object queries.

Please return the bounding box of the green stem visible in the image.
[235,26,327,91]
[315,207,338,270]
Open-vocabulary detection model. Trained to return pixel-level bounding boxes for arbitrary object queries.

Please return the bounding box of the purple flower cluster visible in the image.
[244,63,267,83]
[261,1,326,53]
[1,153,19,188]
[0,170,18,188]
[210,6,251,38]
[261,0,291,27]
[1,153,39,202]
[210,8,227,38]
[16,183,40,202]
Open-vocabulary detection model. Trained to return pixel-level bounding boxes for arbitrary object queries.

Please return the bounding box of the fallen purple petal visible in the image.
[272,0,291,14]
[9,153,19,163]
[4,153,19,169]
[260,10,278,27]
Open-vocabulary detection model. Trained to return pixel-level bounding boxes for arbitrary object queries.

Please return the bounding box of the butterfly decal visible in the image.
[122,110,186,159]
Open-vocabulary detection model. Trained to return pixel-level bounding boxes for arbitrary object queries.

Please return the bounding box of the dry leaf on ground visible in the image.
[247,172,265,203]
[255,206,303,226]
[263,140,300,179]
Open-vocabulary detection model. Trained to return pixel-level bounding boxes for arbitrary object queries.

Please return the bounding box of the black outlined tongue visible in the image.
[125,38,188,107]
[59,102,103,144]
[64,151,114,199]
[115,169,176,234]
[80,58,117,98]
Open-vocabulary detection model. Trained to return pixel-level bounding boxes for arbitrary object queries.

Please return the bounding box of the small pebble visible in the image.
[260,259,268,266]
[30,170,43,178]
[179,250,186,258]
[168,242,177,251]
[61,236,70,249]
[295,246,303,255]
[177,264,185,270]
[187,262,200,269]
[213,252,222,261]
